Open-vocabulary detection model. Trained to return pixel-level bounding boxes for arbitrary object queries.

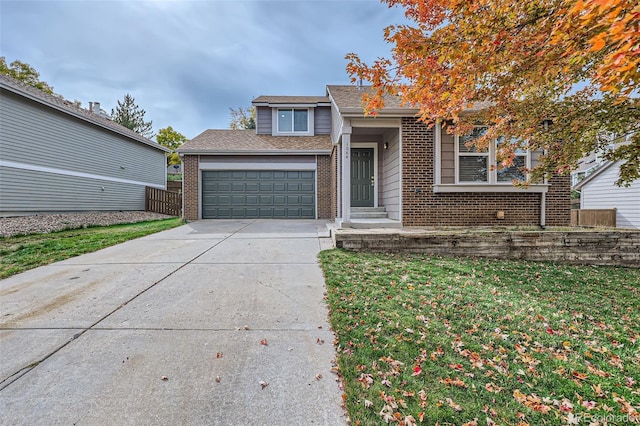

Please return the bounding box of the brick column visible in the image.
[182,155,199,220]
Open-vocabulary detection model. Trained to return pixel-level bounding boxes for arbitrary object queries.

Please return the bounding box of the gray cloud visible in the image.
[1,0,407,139]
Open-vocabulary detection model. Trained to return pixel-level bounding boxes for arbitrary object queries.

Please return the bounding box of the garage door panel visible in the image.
[202,170,315,219]
[273,195,287,204]
[259,195,273,204]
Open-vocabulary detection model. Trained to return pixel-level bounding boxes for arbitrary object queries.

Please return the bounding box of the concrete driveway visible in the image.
[0,220,345,425]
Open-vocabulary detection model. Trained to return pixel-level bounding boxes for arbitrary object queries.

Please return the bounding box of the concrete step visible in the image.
[350,211,389,219]
[341,219,403,229]
[351,207,387,213]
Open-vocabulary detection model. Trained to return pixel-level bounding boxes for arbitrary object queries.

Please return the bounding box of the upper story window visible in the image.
[456,127,529,184]
[277,109,308,133]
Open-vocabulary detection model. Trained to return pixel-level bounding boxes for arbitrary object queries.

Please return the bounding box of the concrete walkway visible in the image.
[0,220,345,425]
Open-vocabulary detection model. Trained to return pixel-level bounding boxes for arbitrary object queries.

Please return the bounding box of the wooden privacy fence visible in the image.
[571,209,616,227]
[145,186,182,217]
[166,181,182,193]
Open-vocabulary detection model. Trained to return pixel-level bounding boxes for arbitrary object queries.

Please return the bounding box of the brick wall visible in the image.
[400,117,571,226]
[182,154,199,220]
[317,154,333,219]
[546,174,571,226]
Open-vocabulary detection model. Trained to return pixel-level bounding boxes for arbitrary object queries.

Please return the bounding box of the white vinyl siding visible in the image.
[381,133,401,220]
[580,161,640,229]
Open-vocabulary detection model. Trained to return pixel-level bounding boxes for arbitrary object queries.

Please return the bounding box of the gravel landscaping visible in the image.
[0,211,177,238]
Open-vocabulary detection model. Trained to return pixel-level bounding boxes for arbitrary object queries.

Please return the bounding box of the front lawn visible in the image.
[0,218,183,279]
[319,250,640,425]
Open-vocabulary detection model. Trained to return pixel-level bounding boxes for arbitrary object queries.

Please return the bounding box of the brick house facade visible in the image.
[178,86,570,227]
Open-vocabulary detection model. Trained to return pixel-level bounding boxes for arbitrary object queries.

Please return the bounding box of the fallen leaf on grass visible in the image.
[364,399,373,408]
[446,397,462,411]
[485,382,503,393]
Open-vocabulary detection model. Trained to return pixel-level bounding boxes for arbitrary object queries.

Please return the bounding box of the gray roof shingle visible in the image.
[0,73,168,152]
[327,85,493,115]
[326,85,410,113]
[178,129,332,154]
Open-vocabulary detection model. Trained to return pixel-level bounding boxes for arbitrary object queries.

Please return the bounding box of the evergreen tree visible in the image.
[111,94,154,138]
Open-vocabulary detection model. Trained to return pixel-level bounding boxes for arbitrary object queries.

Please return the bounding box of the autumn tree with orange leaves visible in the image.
[347,0,639,185]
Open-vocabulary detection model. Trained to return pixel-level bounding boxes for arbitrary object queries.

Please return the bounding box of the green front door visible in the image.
[351,148,375,207]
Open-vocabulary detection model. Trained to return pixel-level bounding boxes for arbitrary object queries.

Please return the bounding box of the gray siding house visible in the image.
[0,74,168,216]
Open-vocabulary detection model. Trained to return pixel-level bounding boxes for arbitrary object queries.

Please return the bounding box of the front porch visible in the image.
[335,118,403,229]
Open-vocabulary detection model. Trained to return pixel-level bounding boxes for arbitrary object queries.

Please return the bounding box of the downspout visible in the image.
[540,192,546,230]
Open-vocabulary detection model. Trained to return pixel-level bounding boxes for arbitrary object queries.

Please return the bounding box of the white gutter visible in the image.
[177,149,332,156]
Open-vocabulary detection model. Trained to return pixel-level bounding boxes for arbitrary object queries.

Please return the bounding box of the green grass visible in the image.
[319,250,640,426]
[0,218,183,279]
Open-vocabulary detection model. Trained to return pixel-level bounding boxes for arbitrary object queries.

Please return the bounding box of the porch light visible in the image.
[384,142,389,149]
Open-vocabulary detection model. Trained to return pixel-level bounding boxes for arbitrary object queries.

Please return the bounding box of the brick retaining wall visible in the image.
[335,230,640,267]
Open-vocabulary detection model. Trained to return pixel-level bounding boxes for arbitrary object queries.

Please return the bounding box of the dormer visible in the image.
[252,95,331,136]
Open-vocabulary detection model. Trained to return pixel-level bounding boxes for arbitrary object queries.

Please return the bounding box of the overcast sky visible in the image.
[1,0,408,139]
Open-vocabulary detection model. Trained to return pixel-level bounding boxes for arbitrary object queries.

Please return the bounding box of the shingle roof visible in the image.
[178,129,332,154]
[326,84,493,115]
[252,95,330,104]
[0,74,168,152]
[326,85,410,113]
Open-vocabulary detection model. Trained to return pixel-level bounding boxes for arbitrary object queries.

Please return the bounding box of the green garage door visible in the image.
[202,170,315,219]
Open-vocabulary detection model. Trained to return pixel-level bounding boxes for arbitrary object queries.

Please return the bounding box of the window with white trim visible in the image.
[456,127,529,184]
[277,108,308,133]
[457,127,489,182]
